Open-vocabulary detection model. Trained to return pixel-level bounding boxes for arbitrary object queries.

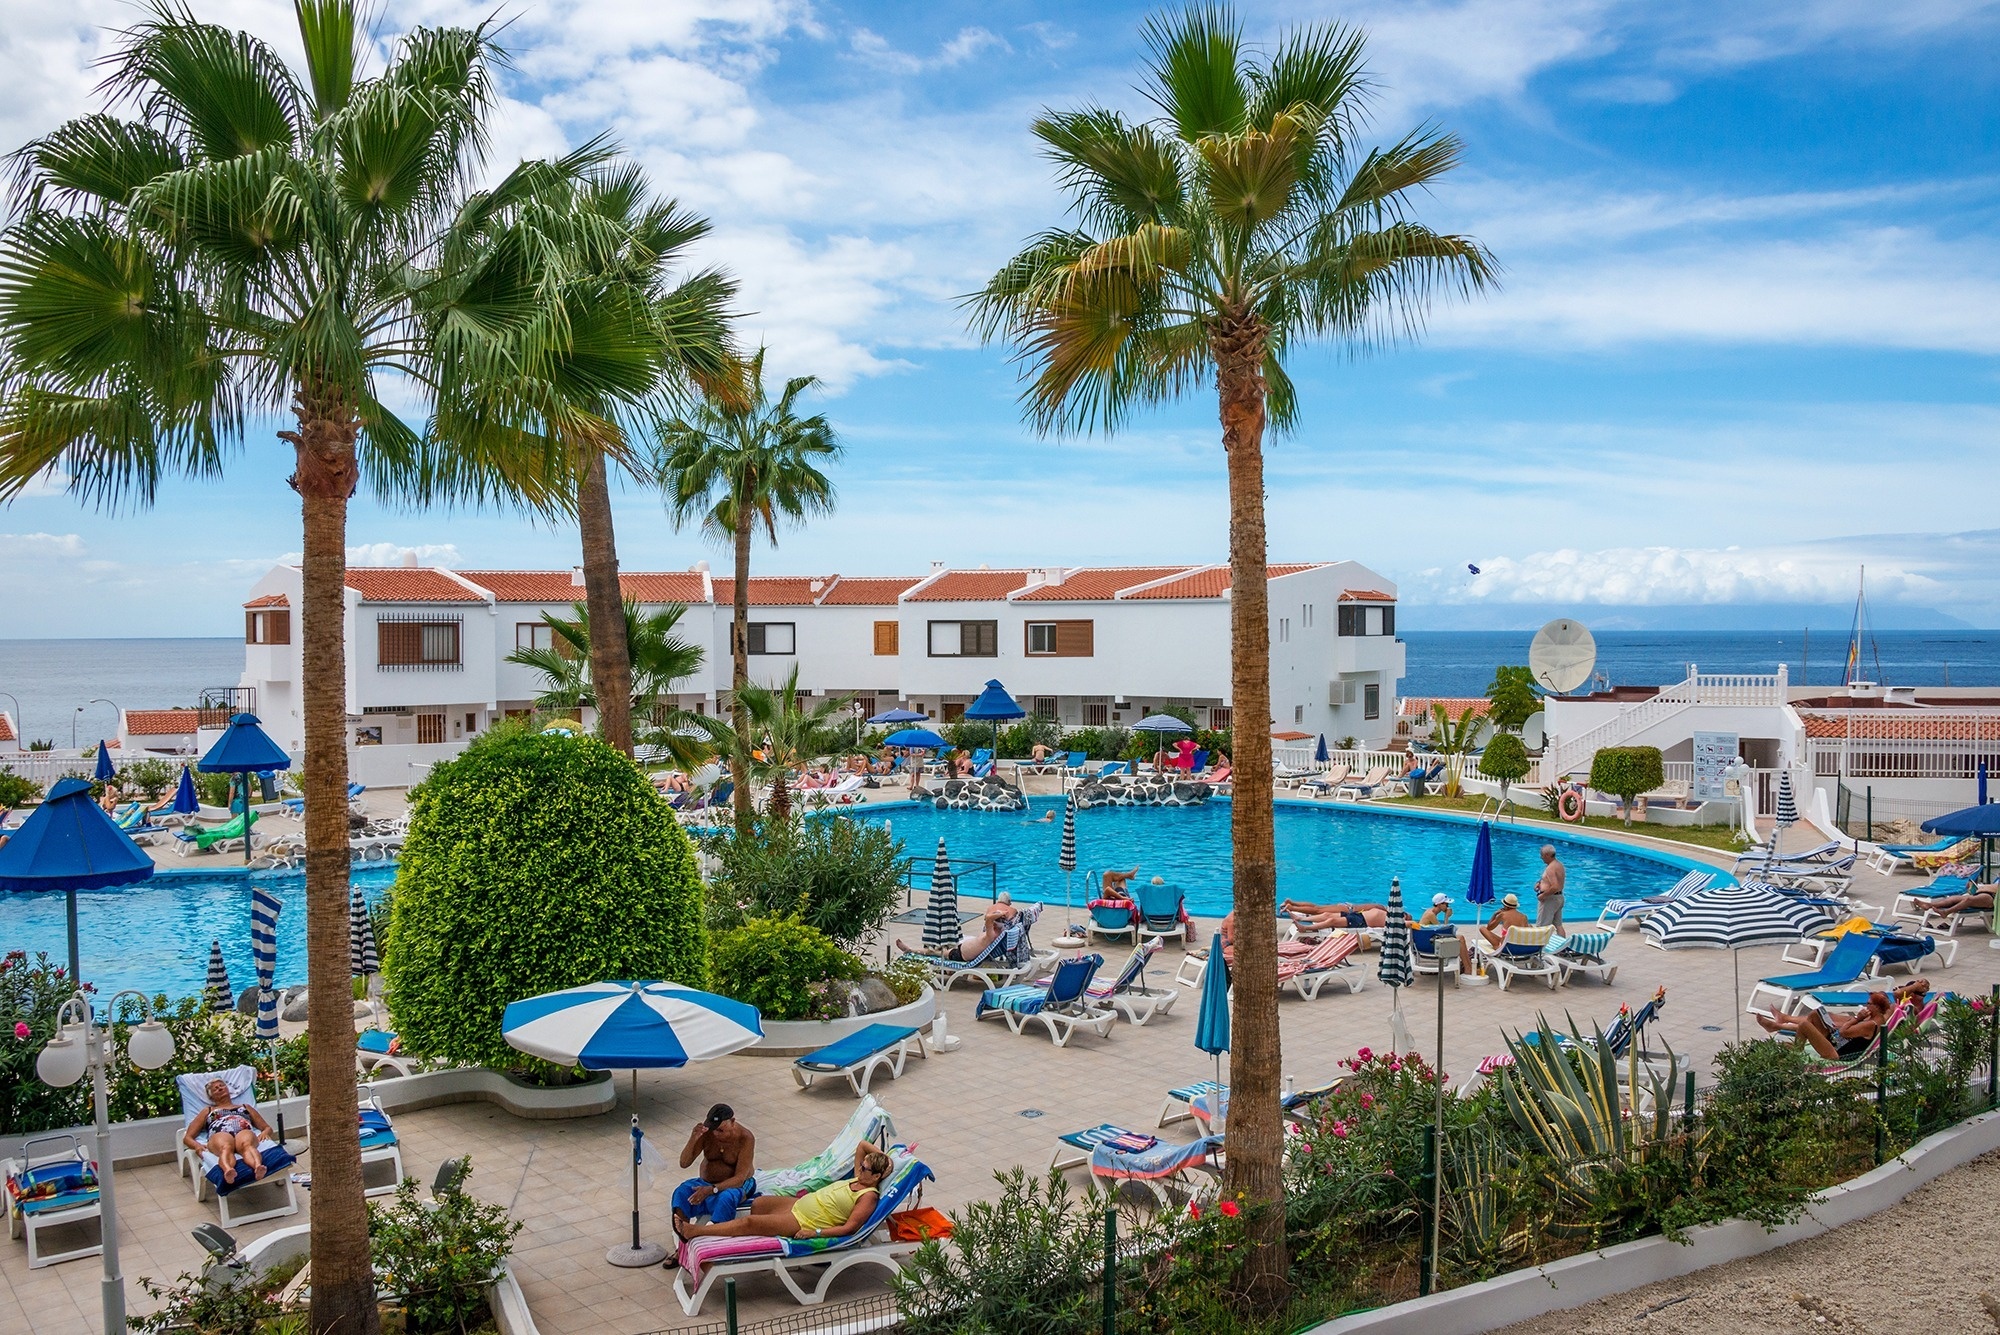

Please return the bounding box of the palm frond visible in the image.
[1139,6,1249,139]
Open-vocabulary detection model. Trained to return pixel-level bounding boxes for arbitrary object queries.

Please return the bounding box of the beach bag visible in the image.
[888,1207,953,1243]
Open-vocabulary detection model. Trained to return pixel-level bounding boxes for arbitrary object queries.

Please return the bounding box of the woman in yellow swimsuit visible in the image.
[677,1145,890,1242]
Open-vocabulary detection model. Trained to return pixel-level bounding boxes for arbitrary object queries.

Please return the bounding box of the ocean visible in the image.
[0,630,1997,744]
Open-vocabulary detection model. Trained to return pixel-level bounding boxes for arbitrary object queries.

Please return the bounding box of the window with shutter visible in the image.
[1054,620,1093,656]
[416,713,445,744]
[1026,623,1057,654]
[873,621,899,655]
[378,618,461,668]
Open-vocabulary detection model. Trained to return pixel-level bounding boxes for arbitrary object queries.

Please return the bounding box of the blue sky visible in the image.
[2,0,1997,635]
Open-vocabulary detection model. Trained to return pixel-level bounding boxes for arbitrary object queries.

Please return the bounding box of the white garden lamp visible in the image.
[38,991,177,1335]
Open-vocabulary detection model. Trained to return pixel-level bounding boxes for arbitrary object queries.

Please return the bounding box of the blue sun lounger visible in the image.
[792,1024,927,1097]
[1746,931,1883,1017]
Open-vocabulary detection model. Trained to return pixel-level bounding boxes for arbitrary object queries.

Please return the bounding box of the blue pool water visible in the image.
[854,797,1715,923]
[2,866,395,1003]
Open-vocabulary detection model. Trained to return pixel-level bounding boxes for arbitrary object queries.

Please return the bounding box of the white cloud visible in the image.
[0,531,85,558]
[267,542,465,568]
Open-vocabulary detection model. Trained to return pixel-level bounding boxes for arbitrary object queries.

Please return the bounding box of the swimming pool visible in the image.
[3,866,395,1003]
[852,797,1719,923]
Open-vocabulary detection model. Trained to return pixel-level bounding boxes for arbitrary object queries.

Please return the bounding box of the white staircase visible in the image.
[1543,666,1787,779]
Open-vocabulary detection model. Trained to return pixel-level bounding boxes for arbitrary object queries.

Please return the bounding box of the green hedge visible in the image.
[709,917,862,1022]
[1477,733,1530,785]
[1589,746,1665,823]
[383,726,707,1070]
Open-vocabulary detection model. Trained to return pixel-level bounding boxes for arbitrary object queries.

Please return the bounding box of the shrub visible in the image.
[371,1164,521,1335]
[705,813,906,947]
[1588,746,1663,823]
[0,773,41,810]
[119,757,177,800]
[1478,733,1530,801]
[1057,726,1132,760]
[708,917,863,1021]
[1484,666,1540,732]
[384,725,706,1070]
[193,769,235,807]
[881,955,931,1007]
[0,951,87,1135]
[894,1168,1111,1335]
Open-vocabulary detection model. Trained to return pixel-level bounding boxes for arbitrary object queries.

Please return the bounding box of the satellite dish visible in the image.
[1529,619,1597,694]
[1520,710,1545,751]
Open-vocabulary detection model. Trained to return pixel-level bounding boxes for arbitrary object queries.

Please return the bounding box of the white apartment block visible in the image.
[234,557,1406,785]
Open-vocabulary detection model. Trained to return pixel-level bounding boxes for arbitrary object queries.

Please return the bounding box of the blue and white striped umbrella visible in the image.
[501,981,763,1070]
[204,940,233,1014]
[1378,878,1414,991]
[350,883,380,978]
[1773,771,1799,830]
[1058,795,1077,874]
[250,886,283,1042]
[1641,884,1829,951]
[922,837,959,954]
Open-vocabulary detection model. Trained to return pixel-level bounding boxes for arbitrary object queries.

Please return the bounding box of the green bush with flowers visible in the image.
[383,723,707,1072]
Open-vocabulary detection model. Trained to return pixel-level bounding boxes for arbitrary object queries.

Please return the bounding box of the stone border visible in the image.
[1307,1106,2000,1335]
[241,1225,537,1335]
[747,987,938,1057]
[0,1067,615,1168]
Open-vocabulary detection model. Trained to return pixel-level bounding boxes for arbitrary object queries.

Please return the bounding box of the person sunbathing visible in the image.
[896,893,1017,962]
[1215,911,1316,968]
[1754,979,1928,1059]
[952,752,974,777]
[677,1145,890,1244]
[182,1078,274,1184]
[1479,895,1532,949]
[1927,885,1994,916]
[1282,899,1389,930]
[1101,867,1140,897]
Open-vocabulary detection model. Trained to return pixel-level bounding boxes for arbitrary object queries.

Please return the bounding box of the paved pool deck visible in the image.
[11,804,1986,1335]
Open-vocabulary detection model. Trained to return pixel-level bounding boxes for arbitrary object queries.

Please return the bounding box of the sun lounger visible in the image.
[1276,932,1364,999]
[1334,767,1392,801]
[1052,1123,1155,1173]
[976,955,1116,1047]
[671,1154,935,1315]
[1596,870,1715,932]
[358,1097,405,1198]
[1735,839,1841,871]
[174,1067,300,1226]
[1477,924,1558,991]
[1086,1133,1223,1207]
[1084,941,1179,1025]
[1868,836,1966,875]
[1548,930,1617,986]
[356,1027,416,1078]
[1756,850,1858,892]
[1745,932,1884,1018]
[1908,841,1980,874]
[1413,925,1461,987]
[1155,1074,1341,1130]
[173,810,259,857]
[1085,891,1138,945]
[903,906,1055,992]
[792,1024,926,1097]
[4,1135,100,1268]
[1297,764,1350,797]
[1014,751,1065,776]
[1135,881,1190,945]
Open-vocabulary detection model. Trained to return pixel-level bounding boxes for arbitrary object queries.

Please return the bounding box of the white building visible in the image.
[235,556,1406,785]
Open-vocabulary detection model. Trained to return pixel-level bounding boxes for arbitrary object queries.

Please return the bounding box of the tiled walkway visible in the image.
[9,820,1987,1334]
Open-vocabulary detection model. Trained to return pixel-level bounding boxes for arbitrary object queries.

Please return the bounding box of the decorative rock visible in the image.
[281,991,311,1023]
[929,777,1028,812]
[235,986,260,1016]
[855,977,900,1014]
[1073,779,1211,809]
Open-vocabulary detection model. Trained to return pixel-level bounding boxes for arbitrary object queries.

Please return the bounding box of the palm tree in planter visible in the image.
[687,666,850,824]
[660,350,841,825]
[506,599,706,722]
[0,5,575,1329]
[967,6,1494,1300]
[429,156,737,756]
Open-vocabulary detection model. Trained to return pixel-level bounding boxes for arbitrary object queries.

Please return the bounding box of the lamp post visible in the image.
[71,698,118,752]
[37,991,177,1335]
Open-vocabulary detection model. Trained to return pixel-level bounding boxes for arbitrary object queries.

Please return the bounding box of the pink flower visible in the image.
[1218,1200,1241,1217]
[1331,1121,1350,1139]
[12,1022,27,1040]
[1359,1093,1375,1110]
[1356,1046,1373,1062]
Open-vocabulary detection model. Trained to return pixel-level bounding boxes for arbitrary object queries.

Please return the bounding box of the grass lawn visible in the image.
[1378,793,1750,854]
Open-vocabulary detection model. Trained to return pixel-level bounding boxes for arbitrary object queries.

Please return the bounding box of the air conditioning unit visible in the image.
[1329,680,1357,706]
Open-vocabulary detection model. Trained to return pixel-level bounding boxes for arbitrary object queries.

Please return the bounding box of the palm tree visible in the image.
[0,5,573,1330]
[431,159,736,756]
[660,350,840,824]
[967,6,1494,1299]
[686,665,850,824]
[507,598,705,722]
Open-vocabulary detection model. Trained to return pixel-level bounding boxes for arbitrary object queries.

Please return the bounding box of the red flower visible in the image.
[1356,1046,1373,1062]
[12,1022,27,1040]
[1187,1203,1201,1220]
[1218,1200,1241,1217]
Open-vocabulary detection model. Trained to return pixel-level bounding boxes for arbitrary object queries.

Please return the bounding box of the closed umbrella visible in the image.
[1194,927,1231,1097]
[204,940,233,1014]
[922,838,959,955]
[0,776,155,984]
[249,885,287,1142]
[963,680,1026,760]
[350,884,381,982]
[1058,795,1078,921]
[1466,822,1496,907]
[1979,761,1988,806]
[502,980,763,1268]
[197,713,291,865]
[171,765,199,818]
[1773,771,1799,829]
[93,743,116,784]
[1378,877,1414,1053]
[1315,734,1330,765]
[1642,884,1832,1041]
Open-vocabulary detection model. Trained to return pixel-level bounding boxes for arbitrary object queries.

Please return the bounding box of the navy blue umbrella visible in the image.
[0,776,155,985]
[171,765,199,816]
[884,728,947,750]
[1979,761,1988,806]
[1467,821,1496,906]
[1315,734,1330,764]
[197,713,291,864]
[93,743,116,784]
[867,708,926,725]
[1923,802,2000,881]
[963,680,1026,757]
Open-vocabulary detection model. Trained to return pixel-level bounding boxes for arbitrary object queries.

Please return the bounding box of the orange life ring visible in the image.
[1558,790,1584,822]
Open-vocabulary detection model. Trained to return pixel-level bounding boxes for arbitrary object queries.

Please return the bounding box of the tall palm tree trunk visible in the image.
[1214,317,1288,1302]
[288,392,380,1335]
[730,509,754,825]
[577,450,635,755]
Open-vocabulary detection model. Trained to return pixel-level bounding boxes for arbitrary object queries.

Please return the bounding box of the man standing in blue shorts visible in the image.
[672,1104,756,1228]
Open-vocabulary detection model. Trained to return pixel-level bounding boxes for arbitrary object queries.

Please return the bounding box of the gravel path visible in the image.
[1494,1150,2000,1334]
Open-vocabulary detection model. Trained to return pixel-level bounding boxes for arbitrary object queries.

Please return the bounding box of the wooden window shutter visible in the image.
[873,620,899,655]
[378,621,422,666]
[1054,620,1093,657]
[245,611,257,644]
[271,612,289,645]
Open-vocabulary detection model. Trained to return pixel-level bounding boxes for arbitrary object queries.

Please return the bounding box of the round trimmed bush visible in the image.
[383,725,706,1069]
[709,918,863,1022]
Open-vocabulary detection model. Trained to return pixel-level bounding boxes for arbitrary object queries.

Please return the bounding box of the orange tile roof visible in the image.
[747,576,834,606]
[1800,712,2000,741]
[1339,588,1395,602]
[1401,696,1490,719]
[344,568,485,603]
[905,570,1036,602]
[0,713,13,742]
[817,576,923,606]
[243,593,289,609]
[457,571,712,605]
[126,708,202,736]
[1013,567,1194,602]
[1119,562,1324,600]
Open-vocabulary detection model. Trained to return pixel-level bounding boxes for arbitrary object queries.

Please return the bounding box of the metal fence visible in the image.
[637,1290,900,1335]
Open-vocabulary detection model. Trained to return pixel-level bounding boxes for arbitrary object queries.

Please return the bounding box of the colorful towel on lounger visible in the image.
[1089,1135,1221,1181]
[676,1159,934,1277]
[6,1158,97,1216]
[755,1099,893,1199]
[202,1141,296,1197]
[977,983,1051,1017]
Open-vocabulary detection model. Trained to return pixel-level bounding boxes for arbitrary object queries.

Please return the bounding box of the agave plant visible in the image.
[1438,1129,1531,1282]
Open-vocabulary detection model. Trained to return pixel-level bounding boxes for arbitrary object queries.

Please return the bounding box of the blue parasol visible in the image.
[1315,734,1330,764]
[0,776,155,984]
[93,743,115,784]
[172,765,199,816]
[884,728,947,750]
[1194,926,1231,1091]
[197,714,291,865]
[1466,821,1496,906]
[1923,801,2000,882]
[1979,761,1988,806]
[867,708,927,725]
[963,680,1026,757]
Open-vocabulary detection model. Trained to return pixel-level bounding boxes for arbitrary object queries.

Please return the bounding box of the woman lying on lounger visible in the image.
[1281,900,1390,931]
[1754,978,1929,1059]
[1927,885,1994,917]
[183,1077,275,1184]
[677,1145,891,1243]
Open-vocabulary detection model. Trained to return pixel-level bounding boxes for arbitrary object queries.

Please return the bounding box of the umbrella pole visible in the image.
[608,1069,667,1267]
[66,886,81,990]
[1733,950,1742,1045]
[1430,951,1445,1295]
